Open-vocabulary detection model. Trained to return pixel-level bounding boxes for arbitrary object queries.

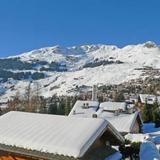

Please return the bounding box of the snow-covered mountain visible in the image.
[0,41,160,103]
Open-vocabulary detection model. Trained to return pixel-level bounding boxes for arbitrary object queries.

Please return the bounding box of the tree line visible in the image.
[4,82,77,116]
[142,97,160,127]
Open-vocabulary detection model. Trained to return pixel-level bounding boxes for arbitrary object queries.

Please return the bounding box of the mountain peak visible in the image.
[0,41,160,99]
[143,41,157,48]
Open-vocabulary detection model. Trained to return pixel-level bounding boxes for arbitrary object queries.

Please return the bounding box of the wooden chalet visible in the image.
[0,111,124,160]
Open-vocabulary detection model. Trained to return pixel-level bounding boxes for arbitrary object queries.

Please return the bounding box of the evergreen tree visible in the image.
[57,99,65,115]
[153,97,159,108]
[142,100,153,122]
[64,97,71,115]
[114,92,125,102]
[152,97,160,127]
[0,107,2,115]
[38,97,47,113]
[98,95,104,103]
[24,81,32,112]
[48,102,57,115]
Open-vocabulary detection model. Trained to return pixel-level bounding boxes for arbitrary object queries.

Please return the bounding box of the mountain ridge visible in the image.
[0,41,160,103]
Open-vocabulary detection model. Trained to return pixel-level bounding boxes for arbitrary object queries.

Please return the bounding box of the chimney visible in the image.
[114,110,119,116]
[86,103,89,108]
[92,114,97,118]
[82,103,86,108]
[92,85,98,101]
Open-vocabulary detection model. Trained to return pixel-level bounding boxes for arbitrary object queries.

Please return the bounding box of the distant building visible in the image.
[139,94,160,105]
[0,111,124,160]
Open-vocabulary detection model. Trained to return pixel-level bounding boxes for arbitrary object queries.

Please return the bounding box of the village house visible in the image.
[96,106,142,135]
[69,101,142,136]
[139,94,160,105]
[0,111,124,160]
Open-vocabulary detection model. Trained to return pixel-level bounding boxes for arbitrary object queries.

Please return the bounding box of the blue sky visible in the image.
[0,0,160,57]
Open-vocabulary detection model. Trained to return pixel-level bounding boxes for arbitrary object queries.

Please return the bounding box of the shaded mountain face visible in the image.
[0,41,160,101]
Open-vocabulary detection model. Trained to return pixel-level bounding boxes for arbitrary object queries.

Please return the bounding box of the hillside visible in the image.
[0,41,160,103]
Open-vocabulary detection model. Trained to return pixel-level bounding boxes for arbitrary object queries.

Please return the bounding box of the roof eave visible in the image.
[0,143,77,160]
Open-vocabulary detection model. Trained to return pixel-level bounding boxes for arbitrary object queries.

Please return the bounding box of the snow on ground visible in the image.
[142,123,160,134]
[105,151,122,160]
[125,123,160,159]
[141,122,160,154]
[12,46,67,63]
[142,123,160,145]
[149,132,160,145]
[0,86,6,95]
[0,63,143,100]
[125,133,152,143]
[140,141,160,160]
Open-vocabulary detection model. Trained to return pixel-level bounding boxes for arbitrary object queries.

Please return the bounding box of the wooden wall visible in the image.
[0,151,37,160]
[131,119,140,133]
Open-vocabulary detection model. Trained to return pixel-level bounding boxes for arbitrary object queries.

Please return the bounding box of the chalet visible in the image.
[139,94,160,105]
[69,100,142,135]
[0,111,124,160]
[96,109,142,135]
[97,102,142,135]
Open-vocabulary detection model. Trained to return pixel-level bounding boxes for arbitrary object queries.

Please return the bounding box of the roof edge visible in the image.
[129,111,142,132]
[0,143,77,160]
[78,119,108,157]
[107,121,125,143]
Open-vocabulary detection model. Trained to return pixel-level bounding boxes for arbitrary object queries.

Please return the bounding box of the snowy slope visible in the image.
[0,41,160,101]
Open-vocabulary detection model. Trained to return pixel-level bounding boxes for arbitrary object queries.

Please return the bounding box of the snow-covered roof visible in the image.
[140,141,160,160]
[96,110,141,133]
[100,102,127,111]
[69,100,99,118]
[0,111,123,158]
[69,100,141,134]
[139,94,160,105]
